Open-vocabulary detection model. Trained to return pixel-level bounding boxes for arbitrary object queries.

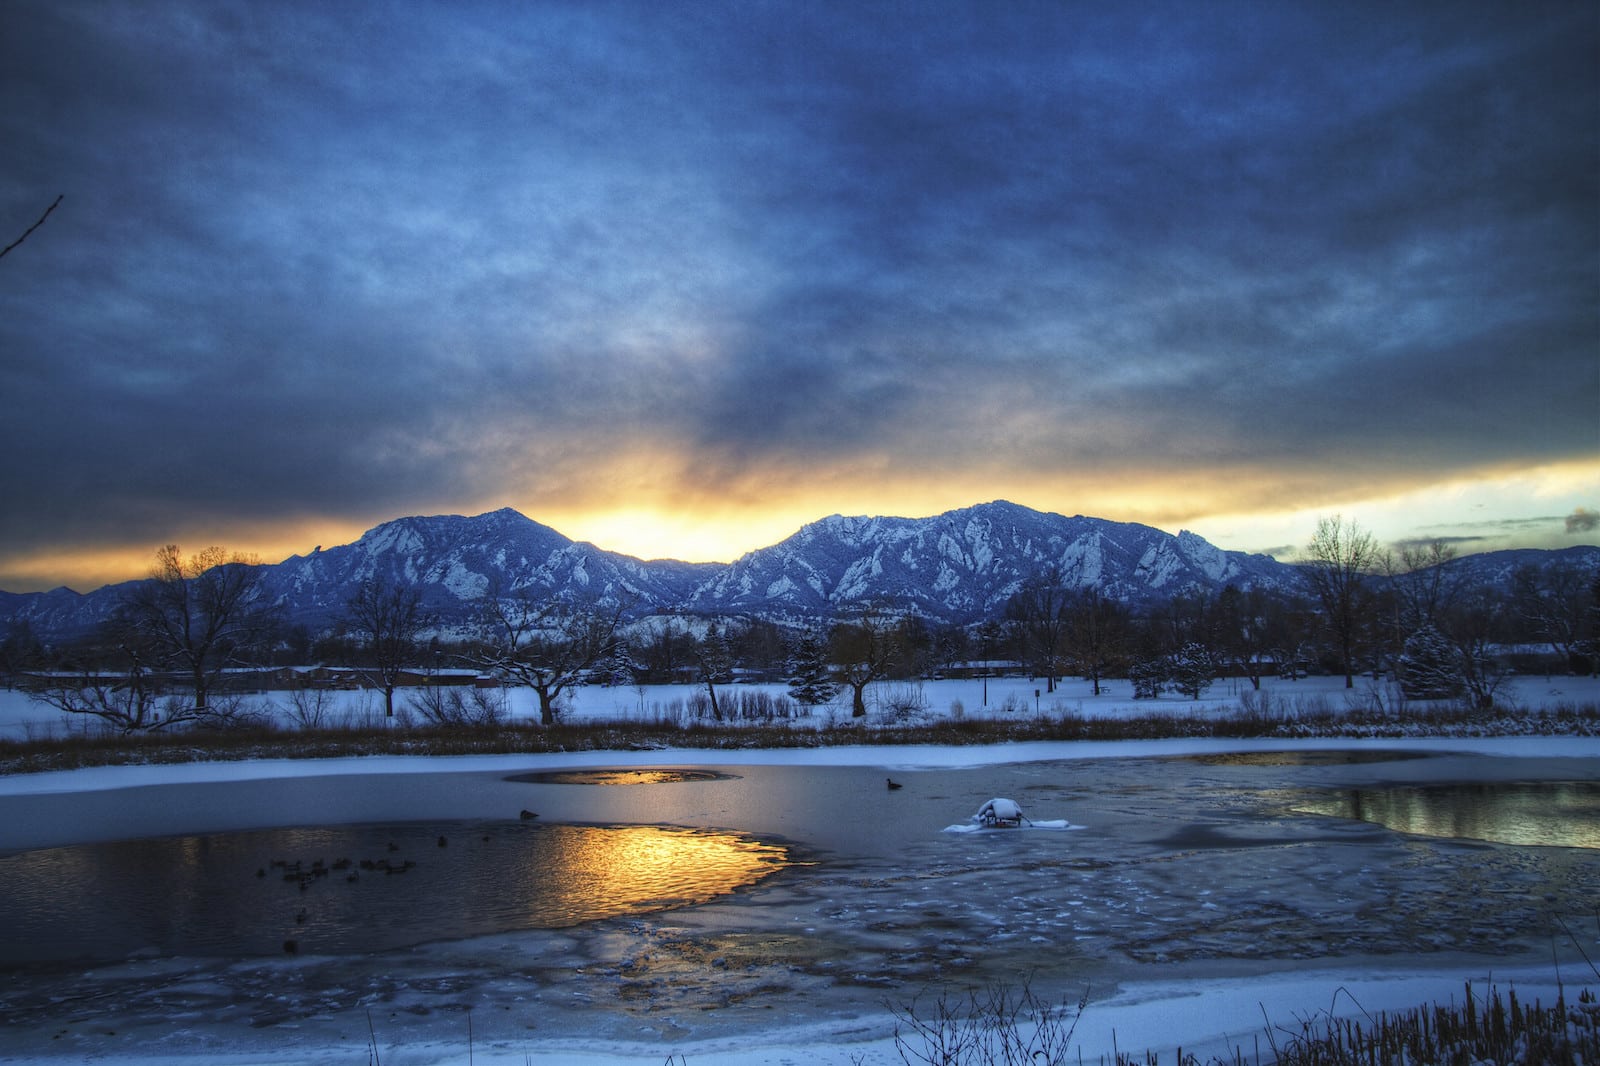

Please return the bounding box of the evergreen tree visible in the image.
[1396,624,1462,700]
[695,622,735,720]
[786,629,838,706]
[1168,642,1217,699]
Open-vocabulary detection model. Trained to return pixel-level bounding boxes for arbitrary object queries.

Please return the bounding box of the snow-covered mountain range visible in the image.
[677,500,1293,621]
[3,501,1595,640]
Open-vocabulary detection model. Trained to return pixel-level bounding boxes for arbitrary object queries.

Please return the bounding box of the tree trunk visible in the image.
[851,683,867,718]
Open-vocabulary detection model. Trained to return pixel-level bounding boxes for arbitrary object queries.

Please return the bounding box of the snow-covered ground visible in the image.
[1,676,1597,1064]
[3,671,1597,741]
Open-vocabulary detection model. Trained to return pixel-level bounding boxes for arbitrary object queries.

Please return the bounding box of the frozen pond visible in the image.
[0,744,1597,1062]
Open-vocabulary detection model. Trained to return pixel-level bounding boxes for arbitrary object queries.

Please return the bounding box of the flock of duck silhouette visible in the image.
[267,785,911,955]
[267,813,539,954]
[265,780,922,954]
[267,785,903,955]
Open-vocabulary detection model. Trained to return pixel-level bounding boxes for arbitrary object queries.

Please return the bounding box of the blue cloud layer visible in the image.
[1,1,1594,572]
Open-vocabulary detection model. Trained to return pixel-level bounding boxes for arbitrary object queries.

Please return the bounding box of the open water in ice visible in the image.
[0,821,787,964]
[1,749,1597,1059]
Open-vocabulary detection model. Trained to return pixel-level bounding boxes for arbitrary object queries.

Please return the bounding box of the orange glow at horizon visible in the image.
[1,457,1594,594]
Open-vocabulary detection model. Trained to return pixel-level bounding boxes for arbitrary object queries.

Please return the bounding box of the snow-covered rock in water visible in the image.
[974,797,1024,826]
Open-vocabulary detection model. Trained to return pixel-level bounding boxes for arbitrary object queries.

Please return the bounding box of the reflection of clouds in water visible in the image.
[1177,750,1430,767]
[1294,782,1600,849]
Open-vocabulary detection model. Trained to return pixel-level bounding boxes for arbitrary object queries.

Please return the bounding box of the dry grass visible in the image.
[886,976,1599,1066]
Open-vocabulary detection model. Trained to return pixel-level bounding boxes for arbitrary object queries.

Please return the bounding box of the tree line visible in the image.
[3,518,1595,734]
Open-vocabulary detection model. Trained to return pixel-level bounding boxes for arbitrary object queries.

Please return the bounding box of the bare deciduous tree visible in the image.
[1,620,45,689]
[1441,585,1511,708]
[1303,516,1380,688]
[470,585,626,726]
[634,615,692,682]
[1381,539,1465,648]
[1512,561,1595,674]
[344,576,429,718]
[830,606,898,718]
[1063,586,1127,696]
[119,545,269,717]
[1214,584,1274,691]
[26,637,182,733]
[1006,569,1072,692]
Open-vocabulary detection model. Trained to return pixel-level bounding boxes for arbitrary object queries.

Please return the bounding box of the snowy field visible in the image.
[3,671,1598,742]
[0,675,1597,1065]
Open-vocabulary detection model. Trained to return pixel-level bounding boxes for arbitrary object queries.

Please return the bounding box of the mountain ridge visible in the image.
[3,501,1595,640]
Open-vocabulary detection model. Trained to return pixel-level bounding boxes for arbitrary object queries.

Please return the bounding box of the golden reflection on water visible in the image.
[1295,782,1600,849]
[510,769,735,786]
[509,825,787,926]
[508,768,732,784]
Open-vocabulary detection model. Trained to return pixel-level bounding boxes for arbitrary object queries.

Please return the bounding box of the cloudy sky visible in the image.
[2,1,1596,593]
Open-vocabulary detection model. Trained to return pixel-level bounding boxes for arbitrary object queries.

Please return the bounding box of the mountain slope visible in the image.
[2,501,1594,640]
[251,507,718,632]
[685,500,1295,623]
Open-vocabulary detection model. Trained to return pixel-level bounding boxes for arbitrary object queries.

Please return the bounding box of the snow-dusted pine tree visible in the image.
[1396,624,1462,700]
[1168,642,1218,699]
[786,629,838,706]
[695,622,736,720]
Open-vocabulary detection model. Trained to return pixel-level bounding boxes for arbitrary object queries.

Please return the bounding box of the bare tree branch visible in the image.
[1,195,64,260]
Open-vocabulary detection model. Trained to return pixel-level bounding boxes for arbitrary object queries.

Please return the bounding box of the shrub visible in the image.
[889,978,1086,1066]
[406,684,507,727]
[879,682,930,722]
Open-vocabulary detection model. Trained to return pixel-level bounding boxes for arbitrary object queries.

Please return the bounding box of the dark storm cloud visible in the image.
[1568,509,1600,535]
[1,1,1595,585]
